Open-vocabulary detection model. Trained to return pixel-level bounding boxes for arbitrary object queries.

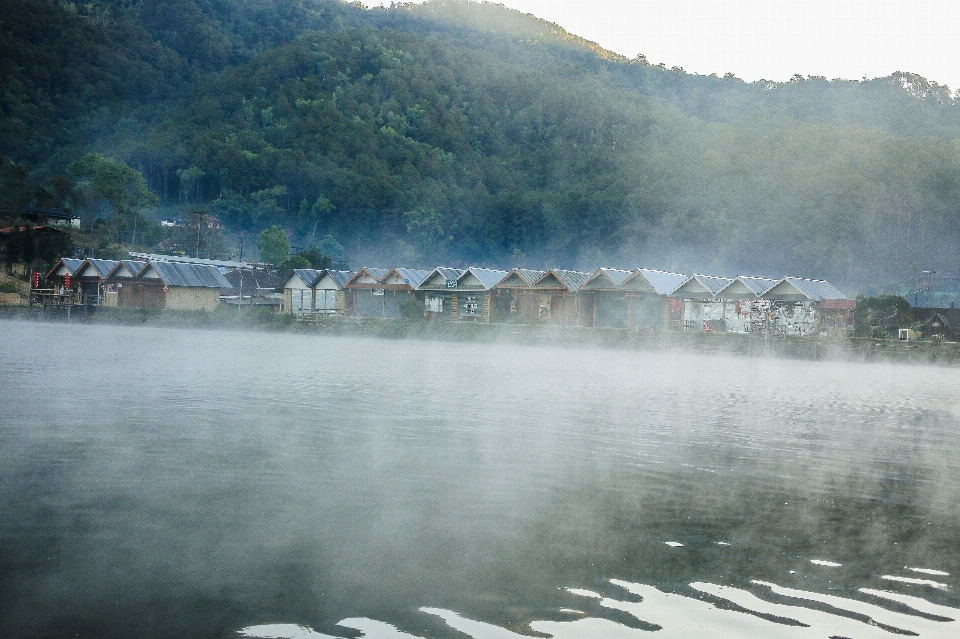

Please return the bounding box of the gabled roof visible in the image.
[417,267,465,290]
[762,277,849,302]
[45,258,84,280]
[580,268,633,290]
[494,269,546,289]
[137,261,232,288]
[458,267,509,290]
[533,269,592,292]
[344,267,390,288]
[73,259,118,280]
[715,275,778,299]
[284,269,324,290]
[309,269,355,289]
[379,268,430,290]
[670,274,733,299]
[113,260,148,278]
[622,268,687,295]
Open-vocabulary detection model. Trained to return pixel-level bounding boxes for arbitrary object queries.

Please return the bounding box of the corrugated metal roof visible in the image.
[289,269,324,289]
[534,269,592,292]
[630,269,688,295]
[45,258,84,279]
[459,267,509,290]
[380,268,430,289]
[418,267,466,290]
[670,274,733,298]
[75,259,118,279]
[129,252,250,269]
[714,276,778,299]
[122,260,147,276]
[494,269,545,288]
[762,277,850,302]
[139,261,233,288]
[310,269,355,289]
[581,268,633,289]
[345,267,391,288]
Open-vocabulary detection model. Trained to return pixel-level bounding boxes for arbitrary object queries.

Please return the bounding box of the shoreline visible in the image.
[3,304,959,366]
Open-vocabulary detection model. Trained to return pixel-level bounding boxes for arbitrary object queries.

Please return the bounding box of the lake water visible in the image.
[1,320,959,639]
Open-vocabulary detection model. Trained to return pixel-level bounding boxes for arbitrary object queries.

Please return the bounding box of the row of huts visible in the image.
[283,265,855,335]
[39,257,853,334]
[42,257,231,312]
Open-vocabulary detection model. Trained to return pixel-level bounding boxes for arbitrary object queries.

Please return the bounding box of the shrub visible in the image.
[398,297,425,320]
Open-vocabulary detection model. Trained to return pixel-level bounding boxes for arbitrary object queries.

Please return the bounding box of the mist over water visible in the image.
[1,321,958,638]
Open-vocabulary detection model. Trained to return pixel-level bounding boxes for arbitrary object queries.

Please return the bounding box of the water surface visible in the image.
[1,321,958,638]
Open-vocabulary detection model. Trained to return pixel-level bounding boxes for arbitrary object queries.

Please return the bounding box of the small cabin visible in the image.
[375,268,429,318]
[308,269,354,316]
[282,269,324,315]
[343,267,391,317]
[669,274,733,332]
[417,268,465,320]
[579,268,634,327]
[454,267,509,322]
[531,269,591,325]
[71,259,119,305]
[123,261,231,311]
[44,258,84,287]
[103,260,149,307]
[620,268,688,330]
[492,269,546,323]
[762,277,853,335]
[714,276,778,333]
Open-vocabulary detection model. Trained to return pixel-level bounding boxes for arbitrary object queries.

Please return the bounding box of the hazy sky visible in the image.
[363,1,960,91]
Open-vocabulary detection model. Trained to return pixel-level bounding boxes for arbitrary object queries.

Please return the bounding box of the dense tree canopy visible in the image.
[2,0,959,293]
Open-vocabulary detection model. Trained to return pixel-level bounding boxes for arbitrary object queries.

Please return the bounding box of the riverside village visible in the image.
[6,249,956,343]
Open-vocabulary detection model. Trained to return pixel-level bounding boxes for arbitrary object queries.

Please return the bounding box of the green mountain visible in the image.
[2,0,959,292]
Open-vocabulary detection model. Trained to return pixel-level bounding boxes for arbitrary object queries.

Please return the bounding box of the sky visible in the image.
[362,1,960,91]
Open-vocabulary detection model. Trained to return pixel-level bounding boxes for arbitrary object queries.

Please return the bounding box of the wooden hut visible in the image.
[282,269,324,315]
[123,261,231,311]
[492,269,546,323]
[417,267,465,320]
[530,269,591,325]
[308,269,354,316]
[761,277,853,335]
[373,268,429,318]
[619,268,687,330]
[579,268,634,327]
[453,267,509,322]
[71,259,119,305]
[670,274,733,332]
[102,260,148,307]
[44,258,84,287]
[343,267,391,317]
[714,276,777,333]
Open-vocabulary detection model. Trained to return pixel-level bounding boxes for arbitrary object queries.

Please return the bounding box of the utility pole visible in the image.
[238,232,245,313]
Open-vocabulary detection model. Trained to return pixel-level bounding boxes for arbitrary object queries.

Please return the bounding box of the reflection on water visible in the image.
[1,321,959,639]
[241,577,959,638]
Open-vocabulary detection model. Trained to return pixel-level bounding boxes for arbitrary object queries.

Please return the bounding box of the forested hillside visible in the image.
[2,0,959,292]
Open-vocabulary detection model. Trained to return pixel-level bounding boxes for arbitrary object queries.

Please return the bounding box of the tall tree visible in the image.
[67,154,159,221]
[257,225,290,266]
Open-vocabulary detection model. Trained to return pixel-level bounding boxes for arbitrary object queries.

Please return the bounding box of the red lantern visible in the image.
[64,274,70,288]
[32,271,39,288]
